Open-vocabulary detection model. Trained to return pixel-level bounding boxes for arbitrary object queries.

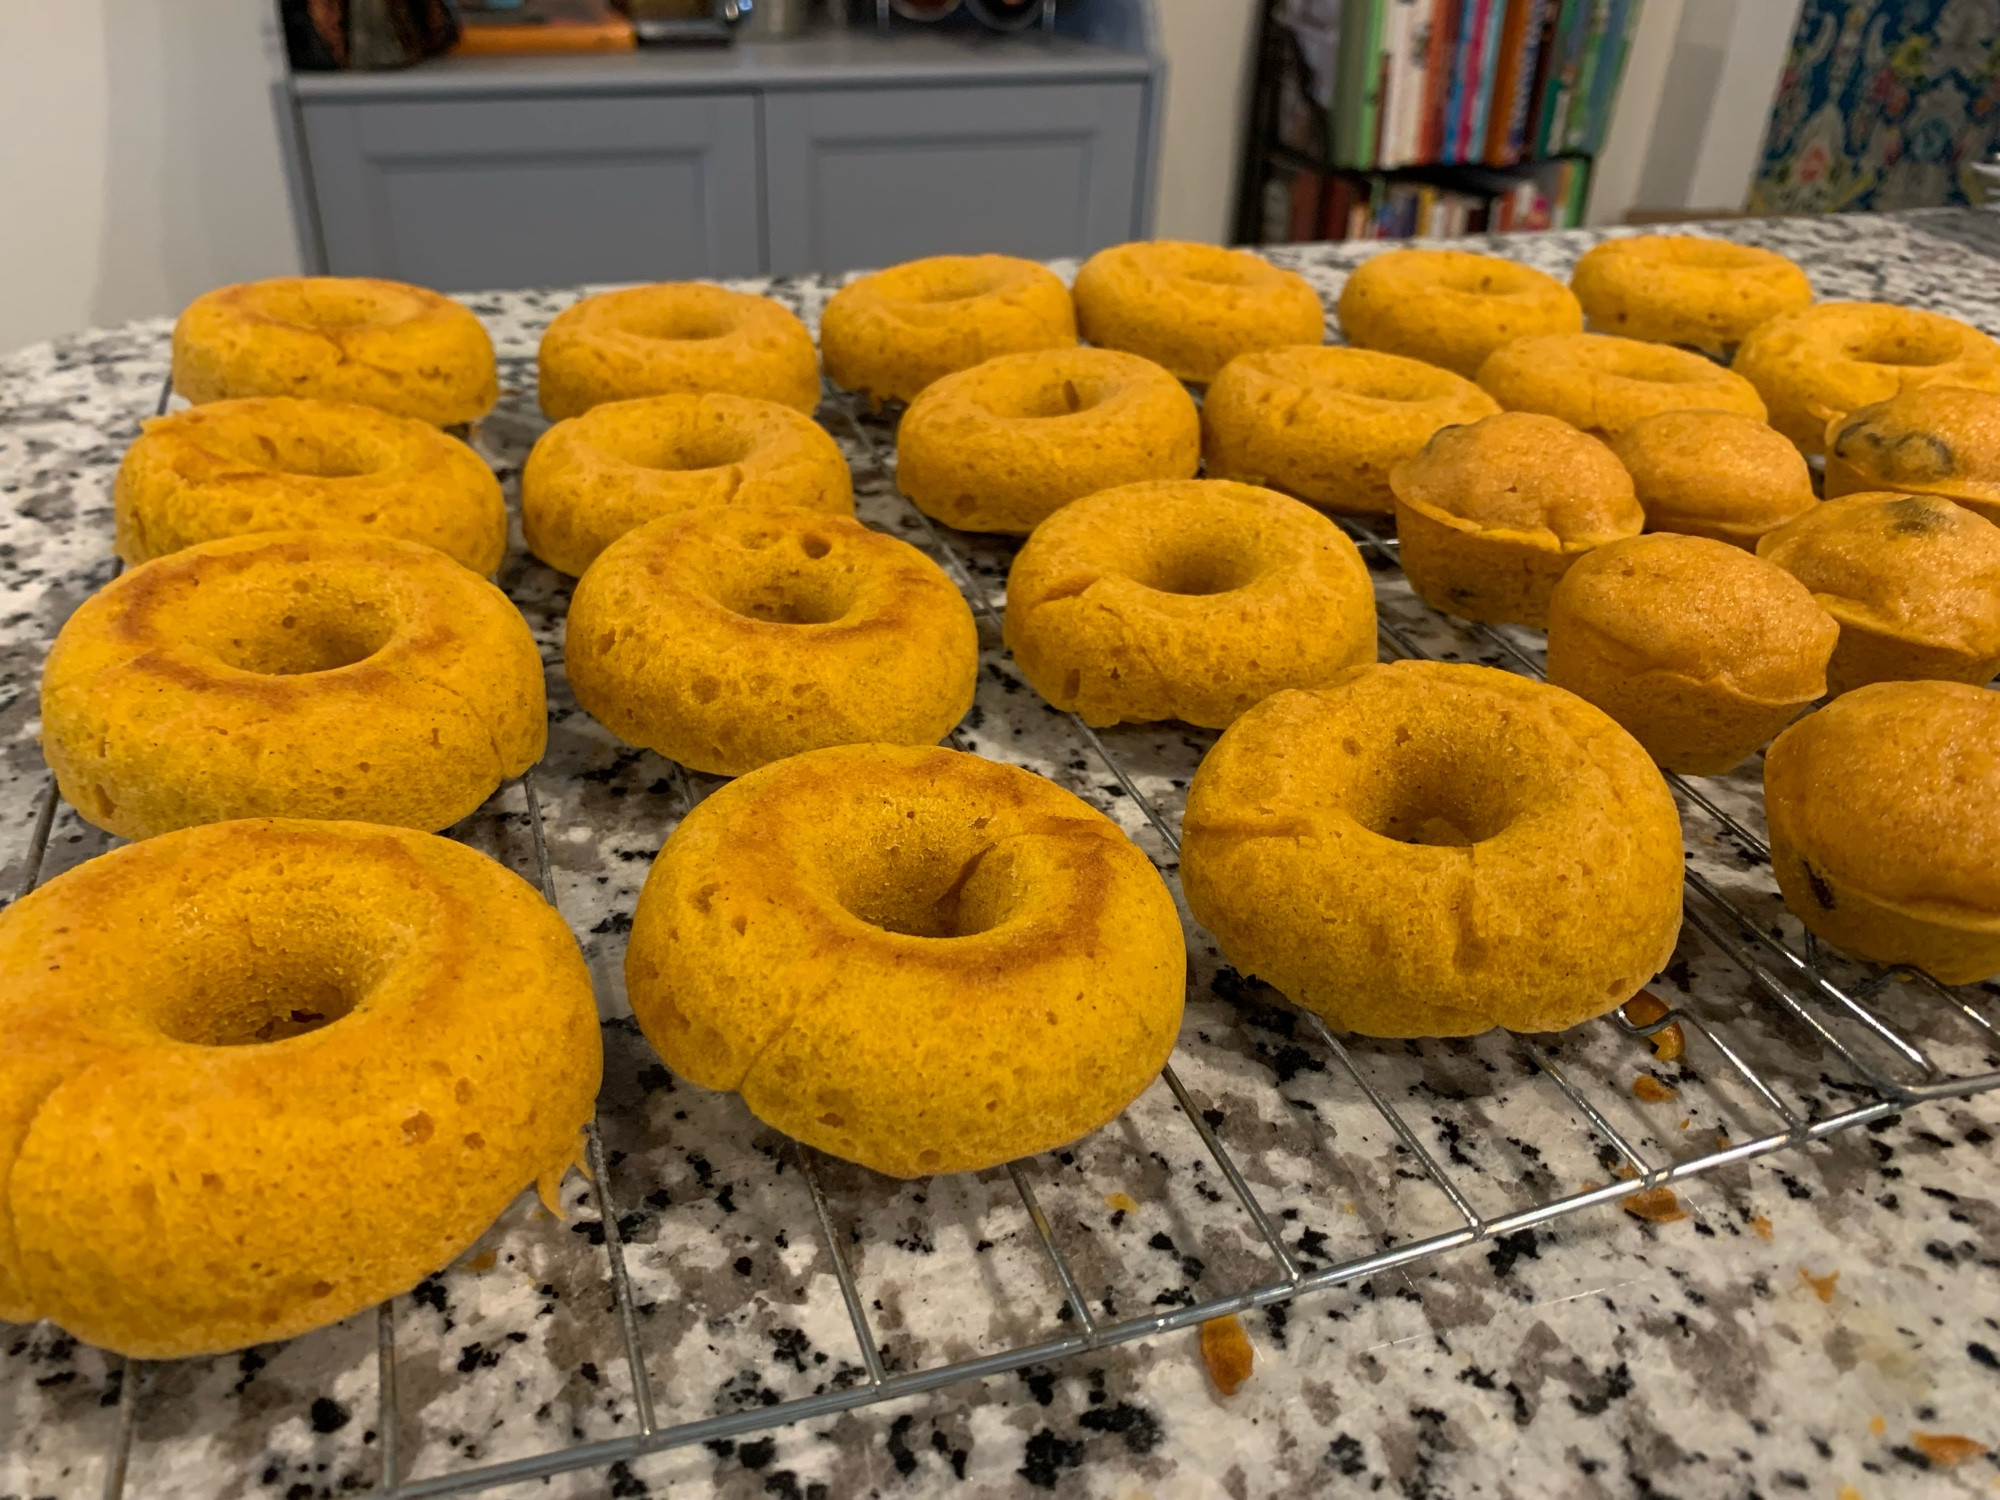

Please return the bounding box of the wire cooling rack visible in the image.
[4,361,1998,1500]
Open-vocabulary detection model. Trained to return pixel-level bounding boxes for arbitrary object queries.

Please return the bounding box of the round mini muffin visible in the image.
[819,254,1076,406]
[565,507,976,776]
[1569,235,1813,348]
[1071,240,1325,383]
[522,393,854,576]
[172,277,497,427]
[39,532,546,839]
[1610,409,1818,549]
[0,817,601,1358]
[1477,331,1767,438]
[1201,345,1500,516]
[894,347,1200,534]
[1336,247,1583,378]
[1823,385,2000,525]
[1180,660,1684,1038]
[1765,680,2000,984]
[1002,479,1376,728]
[623,743,1186,1178]
[1546,534,1839,775]
[1389,412,1644,628]
[1756,493,2000,695]
[537,283,821,419]
[1732,302,2000,454]
[115,397,507,574]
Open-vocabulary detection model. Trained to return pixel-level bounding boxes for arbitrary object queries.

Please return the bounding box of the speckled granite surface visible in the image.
[3,212,1999,1500]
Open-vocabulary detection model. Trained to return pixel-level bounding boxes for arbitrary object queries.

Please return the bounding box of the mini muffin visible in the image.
[1477,331,1767,439]
[522,393,854,576]
[1002,479,1376,728]
[895,347,1200,534]
[1610,410,1818,549]
[1757,493,2000,695]
[1071,241,1325,383]
[1546,534,1839,775]
[1733,302,2000,454]
[1336,247,1583,378]
[1823,385,2000,525]
[1569,235,1813,349]
[1765,680,2000,984]
[819,254,1076,406]
[1202,345,1500,516]
[1389,412,1644,628]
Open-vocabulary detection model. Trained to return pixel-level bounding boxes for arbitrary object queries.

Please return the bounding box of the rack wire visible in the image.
[4,364,1997,1500]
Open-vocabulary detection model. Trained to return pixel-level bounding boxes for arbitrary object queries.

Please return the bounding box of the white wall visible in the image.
[1150,0,1261,242]
[0,0,302,357]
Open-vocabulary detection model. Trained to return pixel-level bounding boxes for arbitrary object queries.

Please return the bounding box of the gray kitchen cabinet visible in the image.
[763,81,1147,274]
[297,93,761,289]
[281,21,1162,288]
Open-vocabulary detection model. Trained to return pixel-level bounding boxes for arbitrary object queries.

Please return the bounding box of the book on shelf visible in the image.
[1260,152,1590,242]
[1272,0,1633,185]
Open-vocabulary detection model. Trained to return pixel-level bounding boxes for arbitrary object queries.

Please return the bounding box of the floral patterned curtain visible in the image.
[1749,0,2000,214]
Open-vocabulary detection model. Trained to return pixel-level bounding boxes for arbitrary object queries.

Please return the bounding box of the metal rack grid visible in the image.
[6,366,1998,1500]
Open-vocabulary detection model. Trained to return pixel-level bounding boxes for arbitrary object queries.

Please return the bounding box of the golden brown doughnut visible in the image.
[537,283,821,419]
[1072,241,1325,382]
[819,254,1076,405]
[1180,661,1684,1037]
[172,277,497,427]
[522,393,853,576]
[115,397,506,574]
[1002,479,1376,728]
[1201,345,1500,516]
[0,817,599,1357]
[40,532,545,838]
[1477,331,1767,438]
[1336,247,1582,378]
[1570,235,1813,348]
[624,743,1185,1177]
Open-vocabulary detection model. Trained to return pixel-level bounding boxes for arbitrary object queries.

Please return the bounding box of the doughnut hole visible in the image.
[191,421,405,480]
[1341,723,1529,849]
[825,803,1025,940]
[617,301,739,344]
[706,525,861,625]
[984,369,1114,420]
[591,422,759,473]
[1846,323,1965,369]
[247,278,428,334]
[1136,540,1260,597]
[171,572,401,675]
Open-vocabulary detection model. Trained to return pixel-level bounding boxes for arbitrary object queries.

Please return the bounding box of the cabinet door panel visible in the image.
[300,93,762,288]
[764,83,1145,276]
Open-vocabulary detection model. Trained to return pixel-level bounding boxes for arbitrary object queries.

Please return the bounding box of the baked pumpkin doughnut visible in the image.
[1390,412,1643,628]
[173,277,497,427]
[0,818,599,1358]
[1732,302,2000,453]
[1003,479,1375,728]
[1336,247,1582,378]
[1610,409,1817,549]
[41,532,545,839]
[1756,493,2000,695]
[537,283,821,420]
[624,743,1185,1177]
[895,347,1200,534]
[115,397,507,574]
[1180,660,1683,1038]
[1202,345,1499,516]
[1765,680,2000,984]
[522,393,853,577]
[1477,331,1767,438]
[1824,385,2000,525]
[1072,240,1324,383]
[566,507,975,776]
[820,254,1077,406]
[1546,534,1838,775]
[1570,235,1813,348]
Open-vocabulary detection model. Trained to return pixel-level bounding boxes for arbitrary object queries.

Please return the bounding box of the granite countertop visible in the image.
[3,210,1999,1500]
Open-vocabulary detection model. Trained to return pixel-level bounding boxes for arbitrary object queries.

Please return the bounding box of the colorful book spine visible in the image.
[1482,0,1546,165]
[1331,0,1384,168]
[1439,0,1483,163]
[1418,0,1461,162]
[1576,0,1636,154]
[1563,0,1610,156]
[1531,0,1582,157]
[1462,0,1508,164]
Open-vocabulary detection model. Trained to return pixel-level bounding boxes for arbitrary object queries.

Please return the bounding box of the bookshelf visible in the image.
[1233,0,1640,245]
